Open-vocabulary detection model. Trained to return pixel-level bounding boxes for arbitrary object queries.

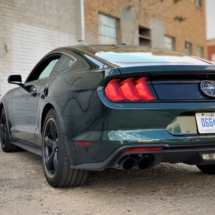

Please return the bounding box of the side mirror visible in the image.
[8,75,31,93]
[8,75,22,85]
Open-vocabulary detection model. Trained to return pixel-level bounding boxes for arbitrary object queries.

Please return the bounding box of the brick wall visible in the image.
[162,0,207,57]
[84,0,207,58]
[0,0,79,98]
[208,45,215,62]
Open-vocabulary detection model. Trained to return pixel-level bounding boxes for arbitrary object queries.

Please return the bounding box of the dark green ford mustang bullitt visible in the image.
[1,45,215,187]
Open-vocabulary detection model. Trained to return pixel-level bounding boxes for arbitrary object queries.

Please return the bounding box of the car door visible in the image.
[10,54,61,144]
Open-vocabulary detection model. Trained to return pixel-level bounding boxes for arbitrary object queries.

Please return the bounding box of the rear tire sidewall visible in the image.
[42,109,65,187]
[0,110,11,151]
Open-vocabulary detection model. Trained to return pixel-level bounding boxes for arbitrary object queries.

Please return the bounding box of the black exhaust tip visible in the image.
[118,157,137,170]
[138,155,154,170]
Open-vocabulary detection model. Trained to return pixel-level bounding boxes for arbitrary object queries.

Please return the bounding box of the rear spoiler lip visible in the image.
[118,65,215,75]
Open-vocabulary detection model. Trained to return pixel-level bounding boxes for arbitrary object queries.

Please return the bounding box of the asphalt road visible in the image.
[0,146,215,215]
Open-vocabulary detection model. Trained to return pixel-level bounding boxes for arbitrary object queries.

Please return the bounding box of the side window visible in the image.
[173,124,181,134]
[26,54,61,83]
[39,59,59,79]
[51,55,74,76]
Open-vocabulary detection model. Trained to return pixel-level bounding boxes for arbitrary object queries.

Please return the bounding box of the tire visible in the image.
[196,164,215,174]
[42,109,89,187]
[0,109,19,152]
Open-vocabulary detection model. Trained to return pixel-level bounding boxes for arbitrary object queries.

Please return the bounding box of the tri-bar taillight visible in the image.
[104,77,156,102]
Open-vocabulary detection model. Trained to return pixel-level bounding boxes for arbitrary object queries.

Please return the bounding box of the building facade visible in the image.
[0,0,207,99]
[208,39,215,62]
[0,0,84,98]
[84,0,207,57]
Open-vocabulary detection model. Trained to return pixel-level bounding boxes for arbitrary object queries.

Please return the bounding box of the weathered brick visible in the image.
[85,0,207,58]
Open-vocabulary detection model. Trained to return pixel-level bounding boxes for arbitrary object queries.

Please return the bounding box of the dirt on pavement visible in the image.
[0,147,215,215]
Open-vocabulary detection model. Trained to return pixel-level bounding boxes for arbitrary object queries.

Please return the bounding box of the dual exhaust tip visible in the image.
[118,155,154,170]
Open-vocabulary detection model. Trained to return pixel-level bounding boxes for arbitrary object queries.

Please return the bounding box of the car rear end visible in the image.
[71,46,215,172]
[94,63,215,170]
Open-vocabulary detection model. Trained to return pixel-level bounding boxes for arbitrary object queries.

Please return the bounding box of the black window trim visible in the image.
[49,53,77,77]
[25,52,77,84]
[25,53,61,83]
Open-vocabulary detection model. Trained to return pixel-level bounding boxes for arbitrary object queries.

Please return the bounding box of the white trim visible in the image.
[76,0,85,41]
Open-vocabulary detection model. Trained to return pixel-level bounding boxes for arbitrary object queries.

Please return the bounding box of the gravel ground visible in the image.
[1,146,215,215]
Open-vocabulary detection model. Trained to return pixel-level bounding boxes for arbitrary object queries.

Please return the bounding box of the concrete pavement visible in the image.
[0,147,214,215]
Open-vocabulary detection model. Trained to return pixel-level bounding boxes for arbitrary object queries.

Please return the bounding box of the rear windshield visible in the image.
[95,51,210,65]
[79,46,211,66]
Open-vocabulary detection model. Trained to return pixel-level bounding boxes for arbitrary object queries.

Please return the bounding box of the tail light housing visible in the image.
[104,77,156,102]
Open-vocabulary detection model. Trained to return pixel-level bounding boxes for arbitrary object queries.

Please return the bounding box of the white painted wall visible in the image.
[0,0,80,99]
[206,0,215,40]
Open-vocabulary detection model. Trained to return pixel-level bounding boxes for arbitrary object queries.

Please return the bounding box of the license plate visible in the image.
[196,113,215,134]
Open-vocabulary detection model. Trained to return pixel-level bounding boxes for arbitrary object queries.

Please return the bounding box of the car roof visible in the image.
[51,45,213,67]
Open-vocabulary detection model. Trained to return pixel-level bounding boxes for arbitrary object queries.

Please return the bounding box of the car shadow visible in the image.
[2,149,211,198]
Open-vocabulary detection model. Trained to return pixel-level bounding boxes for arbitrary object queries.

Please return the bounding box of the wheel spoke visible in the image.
[44,118,59,176]
[53,151,58,171]
[47,151,54,170]
[51,131,56,141]
[45,136,53,148]
[49,120,56,140]
[45,147,49,161]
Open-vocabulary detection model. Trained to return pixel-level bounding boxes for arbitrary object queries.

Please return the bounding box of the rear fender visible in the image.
[39,100,75,166]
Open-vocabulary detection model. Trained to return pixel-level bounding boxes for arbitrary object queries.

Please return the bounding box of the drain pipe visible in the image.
[76,0,85,42]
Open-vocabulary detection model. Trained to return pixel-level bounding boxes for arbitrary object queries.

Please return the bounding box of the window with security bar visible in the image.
[196,46,204,58]
[195,0,202,7]
[164,35,175,51]
[185,42,192,55]
[98,14,118,45]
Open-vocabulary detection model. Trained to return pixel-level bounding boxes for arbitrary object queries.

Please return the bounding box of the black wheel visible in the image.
[196,164,215,174]
[0,109,18,152]
[42,109,89,187]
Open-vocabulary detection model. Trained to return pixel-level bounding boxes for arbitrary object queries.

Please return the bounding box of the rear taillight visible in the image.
[104,79,125,101]
[134,77,155,100]
[104,77,156,102]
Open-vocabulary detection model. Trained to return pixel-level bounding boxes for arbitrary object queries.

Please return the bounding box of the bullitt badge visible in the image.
[200,80,215,97]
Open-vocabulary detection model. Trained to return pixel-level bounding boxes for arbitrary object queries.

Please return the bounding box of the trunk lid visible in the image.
[119,65,215,101]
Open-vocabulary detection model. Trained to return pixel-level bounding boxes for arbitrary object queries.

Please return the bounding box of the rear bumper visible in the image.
[67,128,215,168]
[64,88,215,170]
[70,143,215,170]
